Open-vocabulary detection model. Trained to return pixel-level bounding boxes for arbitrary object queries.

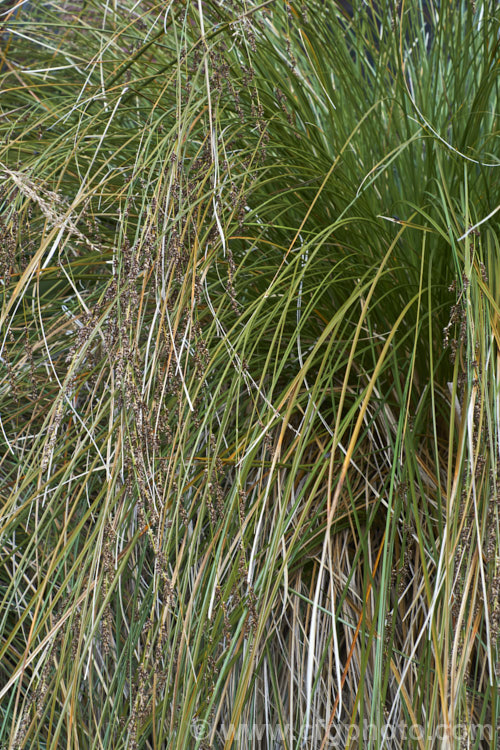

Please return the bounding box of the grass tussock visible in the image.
[0,1,499,748]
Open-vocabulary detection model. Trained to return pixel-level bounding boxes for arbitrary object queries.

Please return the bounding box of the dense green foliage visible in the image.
[0,1,499,747]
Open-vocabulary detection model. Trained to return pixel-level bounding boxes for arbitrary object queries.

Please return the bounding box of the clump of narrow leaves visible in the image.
[0,1,499,748]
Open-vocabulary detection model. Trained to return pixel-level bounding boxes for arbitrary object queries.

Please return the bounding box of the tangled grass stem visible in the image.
[0,1,499,748]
